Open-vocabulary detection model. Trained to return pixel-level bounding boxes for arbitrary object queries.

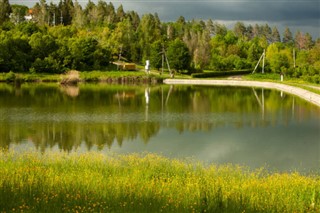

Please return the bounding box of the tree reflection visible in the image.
[0,83,319,152]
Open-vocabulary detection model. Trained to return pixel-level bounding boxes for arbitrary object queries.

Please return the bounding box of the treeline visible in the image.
[0,0,319,83]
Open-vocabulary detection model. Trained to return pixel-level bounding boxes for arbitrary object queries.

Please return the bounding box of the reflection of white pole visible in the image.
[262,88,265,121]
[145,87,149,105]
[292,97,295,118]
[161,86,164,112]
[165,85,173,106]
[145,87,150,121]
[252,87,262,107]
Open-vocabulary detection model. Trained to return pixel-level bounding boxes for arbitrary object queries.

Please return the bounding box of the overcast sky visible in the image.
[9,0,320,38]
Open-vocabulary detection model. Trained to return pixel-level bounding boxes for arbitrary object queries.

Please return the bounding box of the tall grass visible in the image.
[0,150,318,212]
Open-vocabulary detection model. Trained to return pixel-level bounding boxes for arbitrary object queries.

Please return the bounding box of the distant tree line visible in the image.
[0,0,319,83]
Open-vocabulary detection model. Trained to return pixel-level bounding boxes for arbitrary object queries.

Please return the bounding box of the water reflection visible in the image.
[0,83,319,172]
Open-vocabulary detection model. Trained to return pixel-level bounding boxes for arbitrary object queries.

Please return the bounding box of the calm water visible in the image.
[0,83,319,172]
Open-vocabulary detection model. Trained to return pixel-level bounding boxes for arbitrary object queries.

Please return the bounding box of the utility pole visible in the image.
[293,49,296,68]
[252,49,266,74]
[161,46,164,75]
[262,49,265,74]
[159,45,172,77]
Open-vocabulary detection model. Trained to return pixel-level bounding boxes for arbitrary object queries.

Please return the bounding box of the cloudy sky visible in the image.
[10,0,320,38]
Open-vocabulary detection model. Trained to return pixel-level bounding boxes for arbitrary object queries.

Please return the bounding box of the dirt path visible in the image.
[164,79,320,107]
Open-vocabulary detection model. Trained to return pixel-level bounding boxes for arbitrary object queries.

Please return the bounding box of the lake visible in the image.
[0,83,319,173]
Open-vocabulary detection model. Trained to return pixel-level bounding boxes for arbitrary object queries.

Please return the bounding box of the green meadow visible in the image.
[0,151,319,212]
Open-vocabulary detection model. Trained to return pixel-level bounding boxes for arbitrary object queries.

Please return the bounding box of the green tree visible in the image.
[137,13,162,62]
[266,43,290,72]
[105,2,117,26]
[29,32,58,59]
[166,38,191,72]
[0,32,32,72]
[262,24,272,43]
[0,0,11,25]
[252,24,261,38]
[58,0,74,25]
[271,27,281,43]
[109,18,135,61]
[282,27,293,44]
[32,0,48,26]
[233,22,246,38]
[304,33,314,50]
[116,5,126,22]
[10,4,28,24]
[84,0,97,26]
[150,40,163,70]
[47,2,58,26]
[72,0,86,27]
[69,37,110,70]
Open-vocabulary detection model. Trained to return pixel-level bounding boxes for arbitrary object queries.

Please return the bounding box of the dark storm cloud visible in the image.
[118,0,319,37]
[9,0,320,37]
[121,0,319,24]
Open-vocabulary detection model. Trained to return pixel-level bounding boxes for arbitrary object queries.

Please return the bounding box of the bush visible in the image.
[191,70,251,78]
[311,75,320,84]
[4,71,16,82]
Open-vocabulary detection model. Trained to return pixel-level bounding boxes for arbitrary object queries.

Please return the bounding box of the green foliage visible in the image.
[29,32,58,59]
[150,40,163,70]
[167,38,191,72]
[0,0,11,25]
[69,37,110,71]
[4,71,16,82]
[0,32,32,72]
[191,70,251,78]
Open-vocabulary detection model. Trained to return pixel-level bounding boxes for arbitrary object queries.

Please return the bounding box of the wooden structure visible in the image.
[112,62,136,71]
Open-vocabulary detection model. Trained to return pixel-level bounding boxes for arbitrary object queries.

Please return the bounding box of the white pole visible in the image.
[262,88,265,120]
[262,49,265,74]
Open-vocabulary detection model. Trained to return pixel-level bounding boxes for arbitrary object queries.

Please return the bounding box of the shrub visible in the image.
[191,70,251,78]
[4,71,16,82]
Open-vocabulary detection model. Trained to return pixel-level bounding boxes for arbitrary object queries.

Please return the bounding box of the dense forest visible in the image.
[0,0,319,83]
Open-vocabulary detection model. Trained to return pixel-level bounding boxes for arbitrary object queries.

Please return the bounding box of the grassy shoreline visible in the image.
[1,71,319,96]
[0,70,168,84]
[0,151,319,212]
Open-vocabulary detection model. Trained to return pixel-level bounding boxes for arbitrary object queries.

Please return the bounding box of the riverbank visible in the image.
[0,151,318,212]
[0,71,166,84]
[164,79,320,107]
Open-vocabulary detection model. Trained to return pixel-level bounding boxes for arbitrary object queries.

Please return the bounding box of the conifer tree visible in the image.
[0,0,11,25]
[271,27,281,43]
[282,27,293,44]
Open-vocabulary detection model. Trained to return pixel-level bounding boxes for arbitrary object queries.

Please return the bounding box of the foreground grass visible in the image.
[0,151,319,212]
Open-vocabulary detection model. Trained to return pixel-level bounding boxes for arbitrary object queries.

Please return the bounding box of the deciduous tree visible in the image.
[166,38,191,72]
